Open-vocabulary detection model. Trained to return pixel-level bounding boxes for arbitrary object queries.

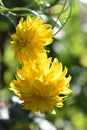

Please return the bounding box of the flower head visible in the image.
[10,58,72,114]
[11,16,53,63]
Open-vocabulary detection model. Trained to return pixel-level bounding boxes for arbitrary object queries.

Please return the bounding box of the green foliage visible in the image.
[0,0,87,130]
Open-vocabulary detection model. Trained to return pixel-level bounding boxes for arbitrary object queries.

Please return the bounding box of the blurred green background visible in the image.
[0,0,87,130]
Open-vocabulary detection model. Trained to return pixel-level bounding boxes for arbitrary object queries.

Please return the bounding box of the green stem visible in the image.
[52,0,67,29]
[54,0,72,35]
[0,6,9,13]
[0,0,4,6]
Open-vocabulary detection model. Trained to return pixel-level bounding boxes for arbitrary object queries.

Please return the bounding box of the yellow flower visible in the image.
[10,58,72,114]
[11,16,53,63]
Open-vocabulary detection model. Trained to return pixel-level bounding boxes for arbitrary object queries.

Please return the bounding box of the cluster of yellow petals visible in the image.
[11,16,53,63]
[10,58,71,114]
[10,16,72,114]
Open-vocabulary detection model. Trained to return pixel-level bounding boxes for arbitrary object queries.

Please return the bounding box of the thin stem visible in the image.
[0,6,39,17]
[0,0,4,6]
[52,0,67,29]
[54,0,72,35]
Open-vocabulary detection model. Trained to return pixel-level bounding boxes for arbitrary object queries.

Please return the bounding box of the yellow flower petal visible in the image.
[10,58,72,114]
[11,16,53,63]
